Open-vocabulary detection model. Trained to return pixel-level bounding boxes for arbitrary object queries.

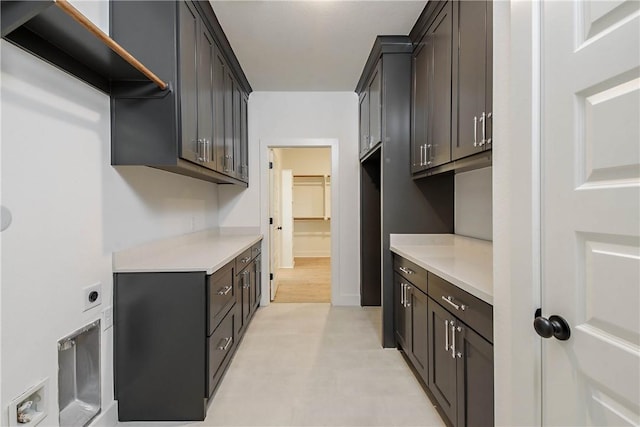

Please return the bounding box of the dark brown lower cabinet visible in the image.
[235,243,262,337]
[428,297,494,427]
[394,273,429,384]
[393,254,493,427]
[457,322,494,427]
[114,241,262,422]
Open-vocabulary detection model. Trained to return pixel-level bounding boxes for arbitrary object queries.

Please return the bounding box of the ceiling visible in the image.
[210,1,427,92]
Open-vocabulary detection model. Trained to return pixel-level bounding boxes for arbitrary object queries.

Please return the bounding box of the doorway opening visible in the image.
[268,147,332,303]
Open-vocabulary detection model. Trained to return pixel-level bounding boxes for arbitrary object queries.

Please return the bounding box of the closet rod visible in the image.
[55,0,168,90]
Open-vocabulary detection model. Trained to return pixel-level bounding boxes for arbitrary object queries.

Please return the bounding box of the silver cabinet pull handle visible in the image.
[419,144,423,166]
[405,286,411,307]
[473,116,478,147]
[426,144,432,166]
[423,145,427,166]
[241,256,251,263]
[451,321,456,358]
[479,112,486,146]
[401,283,405,307]
[217,285,232,296]
[218,336,233,351]
[442,295,462,311]
[197,139,205,162]
[445,320,449,351]
[455,326,462,358]
[399,266,414,275]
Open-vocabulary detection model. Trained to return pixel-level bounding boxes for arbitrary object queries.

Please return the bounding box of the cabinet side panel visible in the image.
[111,1,178,165]
[361,150,382,306]
[114,272,206,421]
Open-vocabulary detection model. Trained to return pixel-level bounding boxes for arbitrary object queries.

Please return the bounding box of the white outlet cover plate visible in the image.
[83,283,102,312]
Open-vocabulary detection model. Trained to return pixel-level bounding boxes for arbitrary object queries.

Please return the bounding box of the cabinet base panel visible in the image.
[398,348,453,427]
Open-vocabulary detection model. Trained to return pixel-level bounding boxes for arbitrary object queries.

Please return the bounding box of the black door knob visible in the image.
[534,314,571,341]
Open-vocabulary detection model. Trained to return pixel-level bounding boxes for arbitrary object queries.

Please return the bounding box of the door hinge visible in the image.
[269,161,273,169]
[269,217,273,225]
[535,308,542,318]
[269,273,274,281]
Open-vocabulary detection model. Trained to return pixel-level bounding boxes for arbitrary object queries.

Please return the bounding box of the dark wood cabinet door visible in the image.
[412,2,452,172]
[253,255,261,309]
[452,0,488,160]
[456,324,494,427]
[484,0,493,151]
[198,23,215,170]
[179,1,199,164]
[368,61,382,148]
[233,82,242,179]
[240,94,248,182]
[359,91,369,157]
[411,38,428,173]
[242,268,251,326]
[428,298,458,426]
[213,47,226,172]
[223,70,235,175]
[427,2,452,168]
[410,287,429,383]
[394,274,410,349]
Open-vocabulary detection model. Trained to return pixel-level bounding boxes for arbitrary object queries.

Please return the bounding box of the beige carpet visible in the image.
[274,257,331,303]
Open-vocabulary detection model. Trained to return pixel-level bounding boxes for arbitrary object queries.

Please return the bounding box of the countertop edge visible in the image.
[113,233,263,274]
[390,245,493,305]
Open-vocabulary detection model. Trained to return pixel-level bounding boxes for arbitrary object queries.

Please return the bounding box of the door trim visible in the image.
[259,138,341,306]
[493,1,542,425]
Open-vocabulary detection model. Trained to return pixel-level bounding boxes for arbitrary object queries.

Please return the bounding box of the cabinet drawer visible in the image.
[235,247,253,273]
[208,261,235,335]
[207,310,235,397]
[393,255,427,295]
[251,242,261,259]
[428,272,493,342]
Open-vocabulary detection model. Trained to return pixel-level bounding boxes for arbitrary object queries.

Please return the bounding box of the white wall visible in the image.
[455,167,493,241]
[219,92,359,305]
[0,2,219,424]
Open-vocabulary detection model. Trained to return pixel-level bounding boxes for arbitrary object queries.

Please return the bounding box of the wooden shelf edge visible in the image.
[293,217,331,221]
[1,0,169,94]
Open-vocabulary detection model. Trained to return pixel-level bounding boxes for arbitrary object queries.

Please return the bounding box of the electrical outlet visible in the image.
[83,283,102,312]
[103,306,113,330]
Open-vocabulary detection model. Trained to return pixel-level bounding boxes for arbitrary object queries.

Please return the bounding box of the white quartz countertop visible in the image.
[113,228,263,275]
[390,234,493,304]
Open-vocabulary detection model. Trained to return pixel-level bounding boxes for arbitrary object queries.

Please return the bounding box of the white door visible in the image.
[541,1,640,425]
[269,149,277,301]
[281,170,294,269]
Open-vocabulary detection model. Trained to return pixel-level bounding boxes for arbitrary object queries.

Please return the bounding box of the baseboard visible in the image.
[332,294,360,306]
[88,401,118,427]
[294,252,331,257]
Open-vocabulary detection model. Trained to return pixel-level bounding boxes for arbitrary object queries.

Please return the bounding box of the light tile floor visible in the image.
[118,303,445,427]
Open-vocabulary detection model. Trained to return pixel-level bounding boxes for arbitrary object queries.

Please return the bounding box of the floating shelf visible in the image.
[294,217,331,221]
[1,0,169,95]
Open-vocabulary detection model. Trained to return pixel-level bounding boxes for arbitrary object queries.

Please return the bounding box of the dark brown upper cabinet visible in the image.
[411,1,452,173]
[452,0,493,161]
[358,60,381,159]
[410,0,492,178]
[110,1,251,186]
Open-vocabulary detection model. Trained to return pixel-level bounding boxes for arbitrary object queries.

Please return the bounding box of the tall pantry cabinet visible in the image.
[357,36,455,347]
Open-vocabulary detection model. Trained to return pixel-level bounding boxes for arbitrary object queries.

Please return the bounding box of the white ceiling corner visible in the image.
[210,0,427,92]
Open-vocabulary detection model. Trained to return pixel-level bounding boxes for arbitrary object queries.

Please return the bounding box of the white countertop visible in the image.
[390,234,493,304]
[113,228,263,275]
